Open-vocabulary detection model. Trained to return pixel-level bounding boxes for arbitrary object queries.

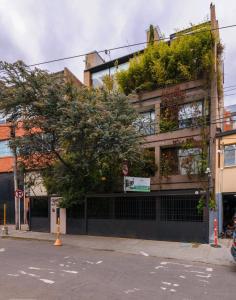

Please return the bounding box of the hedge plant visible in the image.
[116,25,214,95]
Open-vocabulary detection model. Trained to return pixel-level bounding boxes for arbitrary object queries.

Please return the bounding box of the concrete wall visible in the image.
[50,197,66,234]
[130,80,210,191]
[215,133,236,194]
[85,51,105,70]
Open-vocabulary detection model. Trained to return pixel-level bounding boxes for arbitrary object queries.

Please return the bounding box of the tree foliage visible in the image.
[116,24,213,94]
[0,61,156,207]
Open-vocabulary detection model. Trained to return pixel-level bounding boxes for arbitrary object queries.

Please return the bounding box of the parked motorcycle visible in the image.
[230,214,236,262]
[231,230,236,262]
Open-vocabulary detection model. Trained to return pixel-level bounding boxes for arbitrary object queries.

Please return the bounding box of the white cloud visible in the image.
[0,0,235,104]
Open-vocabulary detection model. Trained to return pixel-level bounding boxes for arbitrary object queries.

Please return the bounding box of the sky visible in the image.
[0,0,235,105]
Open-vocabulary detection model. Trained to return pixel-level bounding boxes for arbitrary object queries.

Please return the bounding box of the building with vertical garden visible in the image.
[83,4,223,243]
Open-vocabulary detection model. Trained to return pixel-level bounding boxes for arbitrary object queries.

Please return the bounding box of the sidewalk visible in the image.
[2,225,234,267]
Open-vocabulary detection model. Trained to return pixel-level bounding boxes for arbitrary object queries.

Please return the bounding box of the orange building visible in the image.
[0,68,82,225]
[224,104,236,131]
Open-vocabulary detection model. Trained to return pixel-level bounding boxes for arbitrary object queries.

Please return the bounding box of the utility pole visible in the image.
[11,122,19,230]
[205,167,211,210]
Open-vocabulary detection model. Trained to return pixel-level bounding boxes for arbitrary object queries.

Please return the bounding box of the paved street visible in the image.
[0,239,235,300]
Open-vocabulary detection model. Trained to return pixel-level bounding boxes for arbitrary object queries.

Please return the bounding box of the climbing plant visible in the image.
[117,23,215,95]
[159,88,185,133]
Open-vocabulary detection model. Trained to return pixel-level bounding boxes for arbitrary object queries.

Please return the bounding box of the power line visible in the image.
[224,93,236,97]
[223,87,236,93]
[224,85,236,90]
[27,23,236,68]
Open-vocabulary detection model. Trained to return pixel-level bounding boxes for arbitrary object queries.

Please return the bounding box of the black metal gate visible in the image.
[30,197,50,232]
[0,173,15,224]
[67,192,209,243]
[66,202,86,234]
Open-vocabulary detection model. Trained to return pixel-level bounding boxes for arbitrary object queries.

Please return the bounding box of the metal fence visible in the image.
[66,192,209,243]
[160,195,203,222]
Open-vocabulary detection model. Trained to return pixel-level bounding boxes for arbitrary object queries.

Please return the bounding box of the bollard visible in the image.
[54,217,62,246]
[211,218,221,248]
[2,203,8,236]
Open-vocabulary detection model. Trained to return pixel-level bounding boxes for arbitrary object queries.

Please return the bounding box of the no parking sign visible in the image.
[15,189,24,199]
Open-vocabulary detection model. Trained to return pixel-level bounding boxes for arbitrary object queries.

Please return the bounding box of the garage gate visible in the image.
[67,192,209,243]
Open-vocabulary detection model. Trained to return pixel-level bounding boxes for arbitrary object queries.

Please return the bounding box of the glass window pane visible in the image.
[91,69,110,87]
[224,144,236,166]
[178,148,201,175]
[0,112,6,124]
[91,62,129,88]
[134,110,155,136]
[0,140,12,157]
[110,62,129,76]
[178,101,203,128]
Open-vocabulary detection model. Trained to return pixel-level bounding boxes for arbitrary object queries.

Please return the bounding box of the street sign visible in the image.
[15,189,24,199]
[122,161,128,176]
[124,176,150,192]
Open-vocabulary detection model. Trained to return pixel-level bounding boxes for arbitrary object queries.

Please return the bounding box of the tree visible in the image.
[0,61,155,207]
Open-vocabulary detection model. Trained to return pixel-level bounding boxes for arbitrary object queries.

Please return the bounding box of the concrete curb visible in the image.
[2,235,53,243]
[2,232,235,267]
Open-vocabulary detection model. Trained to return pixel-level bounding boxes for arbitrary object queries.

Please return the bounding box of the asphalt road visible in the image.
[0,239,235,300]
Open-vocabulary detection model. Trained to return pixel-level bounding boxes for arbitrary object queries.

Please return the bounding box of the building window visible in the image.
[224,144,236,166]
[0,112,6,124]
[160,147,202,176]
[91,62,129,88]
[178,101,203,129]
[232,116,236,130]
[160,100,204,132]
[134,110,155,136]
[0,140,12,157]
[91,69,110,88]
[178,148,202,175]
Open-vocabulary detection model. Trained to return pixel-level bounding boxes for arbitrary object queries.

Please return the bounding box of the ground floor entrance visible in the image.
[222,193,236,236]
[0,173,15,224]
[66,191,209,243]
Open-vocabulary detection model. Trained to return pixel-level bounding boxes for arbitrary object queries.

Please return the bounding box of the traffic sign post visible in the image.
[15,189,24,199]
[15,189,24,230]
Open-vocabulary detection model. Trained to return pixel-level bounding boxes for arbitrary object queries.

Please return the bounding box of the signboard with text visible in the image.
[124,176,150,192]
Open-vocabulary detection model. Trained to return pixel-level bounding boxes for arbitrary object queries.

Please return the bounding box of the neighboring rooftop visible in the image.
[225,104,236,114]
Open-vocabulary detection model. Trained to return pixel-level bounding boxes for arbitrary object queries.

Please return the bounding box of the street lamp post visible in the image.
[205,167,211,210]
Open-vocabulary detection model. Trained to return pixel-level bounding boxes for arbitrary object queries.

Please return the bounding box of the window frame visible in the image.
[224,144,236,167]
[0,112,6,124]
[0,140,13,157]
[178,100,204,129]
[161,146,202,176]
[134,110,156,136]
[91,62,129,88]
[178,147,202,175]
